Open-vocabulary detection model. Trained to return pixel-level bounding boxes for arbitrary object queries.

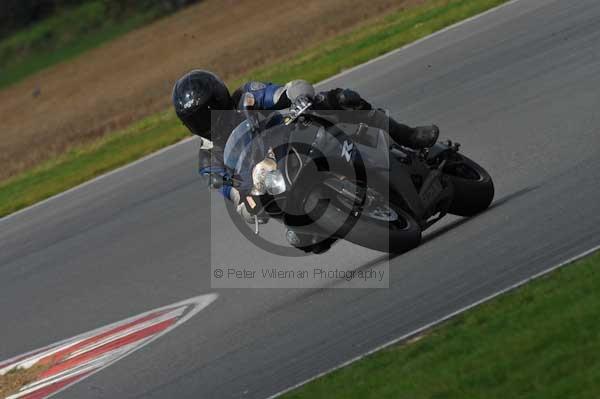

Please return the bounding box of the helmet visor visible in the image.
[180,107,212,138]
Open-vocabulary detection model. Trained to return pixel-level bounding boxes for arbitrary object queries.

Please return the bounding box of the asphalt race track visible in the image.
[2,0,600,397]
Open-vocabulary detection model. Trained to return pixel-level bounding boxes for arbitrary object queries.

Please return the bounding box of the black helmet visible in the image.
[172,70,233,140]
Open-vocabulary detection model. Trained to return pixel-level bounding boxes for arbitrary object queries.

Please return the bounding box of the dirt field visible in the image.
[0,0,420,182]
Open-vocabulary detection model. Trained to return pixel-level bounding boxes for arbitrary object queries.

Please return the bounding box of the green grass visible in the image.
[284,251,600,399]
[0,1,163,89]
[0,0,508,217]
[248,0,505,84]
[0,111,188,216]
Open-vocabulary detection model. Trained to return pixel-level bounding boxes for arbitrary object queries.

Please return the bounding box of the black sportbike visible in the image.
[221,98,494,254]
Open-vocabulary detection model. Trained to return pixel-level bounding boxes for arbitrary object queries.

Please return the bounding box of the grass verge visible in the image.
[0,112,186,217]
[0,0,508,217]
[283,251,600,399]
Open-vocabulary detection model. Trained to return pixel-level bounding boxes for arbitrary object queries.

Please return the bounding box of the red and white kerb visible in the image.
[0,294,217,399]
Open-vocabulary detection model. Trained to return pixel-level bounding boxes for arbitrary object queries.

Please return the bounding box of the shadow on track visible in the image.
[232,186,542,315]
[423,185,540,244]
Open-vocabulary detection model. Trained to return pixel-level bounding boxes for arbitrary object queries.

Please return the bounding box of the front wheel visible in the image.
[304,186,422,253]
[443,154,494,216]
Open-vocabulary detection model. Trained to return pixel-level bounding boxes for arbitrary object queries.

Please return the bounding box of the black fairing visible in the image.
[224,111,456,229]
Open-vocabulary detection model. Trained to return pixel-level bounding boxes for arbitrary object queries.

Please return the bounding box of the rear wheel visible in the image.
[444,154,494,216]
[304,186,422,253]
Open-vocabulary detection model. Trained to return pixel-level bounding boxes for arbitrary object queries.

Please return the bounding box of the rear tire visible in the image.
[444,155,494,216]
[304,187,422,253]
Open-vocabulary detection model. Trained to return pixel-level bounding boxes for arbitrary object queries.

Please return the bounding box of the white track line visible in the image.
[0,136,196,223]
[0,0,524,224]
[317,0,525,86]
[4,0,580,397]
[267,243,600,398]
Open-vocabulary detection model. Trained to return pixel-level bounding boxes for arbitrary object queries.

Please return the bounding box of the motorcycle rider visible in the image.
[172,69,439,252]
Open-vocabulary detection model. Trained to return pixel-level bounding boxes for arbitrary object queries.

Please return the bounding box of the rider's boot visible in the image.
[388,118,439,149]
[408,125,439,149]
[368,110,439,149]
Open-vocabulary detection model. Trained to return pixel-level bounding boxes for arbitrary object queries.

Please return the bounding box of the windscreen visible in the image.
[223,119,266,191]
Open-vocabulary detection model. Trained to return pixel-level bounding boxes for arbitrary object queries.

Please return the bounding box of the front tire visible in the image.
[444,155,494,216]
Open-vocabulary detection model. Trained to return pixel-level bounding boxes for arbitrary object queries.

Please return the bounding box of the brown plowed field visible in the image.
[0,0,417,182]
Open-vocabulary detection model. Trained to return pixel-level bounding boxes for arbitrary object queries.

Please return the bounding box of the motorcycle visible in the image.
[220,97,494,254]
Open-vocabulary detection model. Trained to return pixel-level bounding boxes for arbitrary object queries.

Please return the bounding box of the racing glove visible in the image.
[314,88,372,110]
[198,148,234,199]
